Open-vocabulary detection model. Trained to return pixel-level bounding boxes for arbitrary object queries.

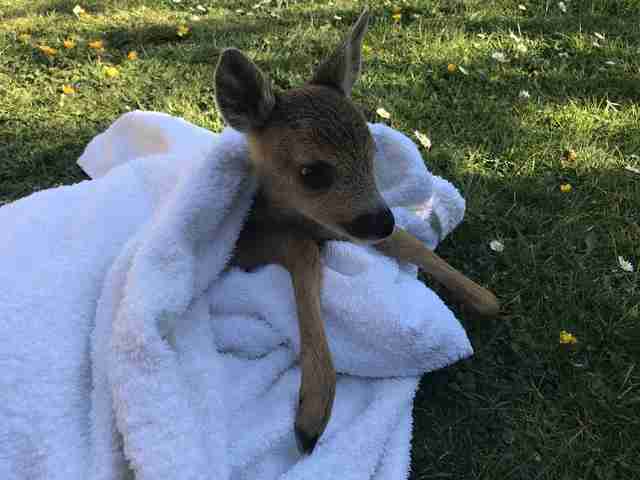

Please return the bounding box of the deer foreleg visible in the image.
[375,227,500,317]
[233,229,336,455]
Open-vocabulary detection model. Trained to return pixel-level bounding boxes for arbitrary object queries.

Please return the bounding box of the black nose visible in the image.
[343,208,395,241]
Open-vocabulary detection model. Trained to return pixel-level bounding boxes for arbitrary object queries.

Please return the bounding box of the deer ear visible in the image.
[310,8,370,96]
[214,48,275,132]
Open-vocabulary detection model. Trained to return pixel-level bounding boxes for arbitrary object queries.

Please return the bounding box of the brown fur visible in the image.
[246,85,382,241]
[216,8,499,455]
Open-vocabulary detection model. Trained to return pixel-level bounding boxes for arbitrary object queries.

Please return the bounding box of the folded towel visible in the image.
[0,111,472,480]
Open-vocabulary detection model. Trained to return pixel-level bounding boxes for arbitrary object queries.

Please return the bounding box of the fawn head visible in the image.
[214,8,394,243]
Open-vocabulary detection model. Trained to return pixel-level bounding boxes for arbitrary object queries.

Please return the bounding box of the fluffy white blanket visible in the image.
[0,111,472,480]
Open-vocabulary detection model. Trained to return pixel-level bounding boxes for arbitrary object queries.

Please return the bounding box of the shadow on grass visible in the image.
[409,166,639,480]
[0,125,92,203]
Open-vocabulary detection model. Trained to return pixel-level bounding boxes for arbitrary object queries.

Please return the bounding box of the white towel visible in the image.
[0,111,472,480]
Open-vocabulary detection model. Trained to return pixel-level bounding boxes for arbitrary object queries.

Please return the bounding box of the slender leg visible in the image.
[375,227,500,317]
[233,228,336,454]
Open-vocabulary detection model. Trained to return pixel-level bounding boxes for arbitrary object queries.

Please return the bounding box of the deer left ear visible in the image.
[310,8,370,97]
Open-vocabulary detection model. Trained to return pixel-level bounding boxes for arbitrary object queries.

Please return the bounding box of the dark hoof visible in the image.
[295,426,319,455]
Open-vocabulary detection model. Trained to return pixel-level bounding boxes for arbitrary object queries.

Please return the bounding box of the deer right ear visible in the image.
[310,8,370,96]
[214,48,275,132]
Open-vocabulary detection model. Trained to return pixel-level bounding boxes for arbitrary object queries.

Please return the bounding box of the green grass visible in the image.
[1,0,639,478]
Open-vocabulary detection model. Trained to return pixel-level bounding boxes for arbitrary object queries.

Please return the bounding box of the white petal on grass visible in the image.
[624,165,640,175]
[519,89,531,99]
[333,15,342,20]
[604,60,616,65]
[516,44,528,53]
[605,100,620,111]
[414,130,432,151]
[489,240,505,252]
[558,1,567,13]
[618,256,634,272]
[376,107,391,119]
[491,51,508,63]
[458,65,469,75]
[518,4,527,11]
[594,32,605,40]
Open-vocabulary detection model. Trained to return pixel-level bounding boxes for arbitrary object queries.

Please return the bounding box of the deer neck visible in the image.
[246,187,341,243]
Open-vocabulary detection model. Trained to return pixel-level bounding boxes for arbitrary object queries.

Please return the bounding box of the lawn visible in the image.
[1,0,639,478]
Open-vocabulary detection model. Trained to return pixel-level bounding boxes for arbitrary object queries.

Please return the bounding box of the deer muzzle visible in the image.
[341,207,395,242]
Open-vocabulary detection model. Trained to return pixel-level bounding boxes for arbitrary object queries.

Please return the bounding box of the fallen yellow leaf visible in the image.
[376,107,391,119]
[127,51,138,60]
[63,39,76,49]
[38,45,58,56]
[564,149,577,162]
[89,40,104,50]
[559,330,577,345]
[103,66,119,77]
[62,84,76,95]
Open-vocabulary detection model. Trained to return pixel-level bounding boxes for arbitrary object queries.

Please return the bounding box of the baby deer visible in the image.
[215,8,499,455]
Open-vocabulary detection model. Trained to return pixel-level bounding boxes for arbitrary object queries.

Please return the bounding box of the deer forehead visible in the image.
[249,86,374,169]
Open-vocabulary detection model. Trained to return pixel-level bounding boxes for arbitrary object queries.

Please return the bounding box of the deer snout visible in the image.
[342,207,395,242]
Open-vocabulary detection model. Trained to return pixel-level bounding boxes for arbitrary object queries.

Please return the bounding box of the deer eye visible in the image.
[299,162,335,191]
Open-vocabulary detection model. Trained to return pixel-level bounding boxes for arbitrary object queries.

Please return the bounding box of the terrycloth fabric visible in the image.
[0,111,472,480]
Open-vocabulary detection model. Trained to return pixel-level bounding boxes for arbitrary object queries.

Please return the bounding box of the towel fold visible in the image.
[0,111,472,480]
